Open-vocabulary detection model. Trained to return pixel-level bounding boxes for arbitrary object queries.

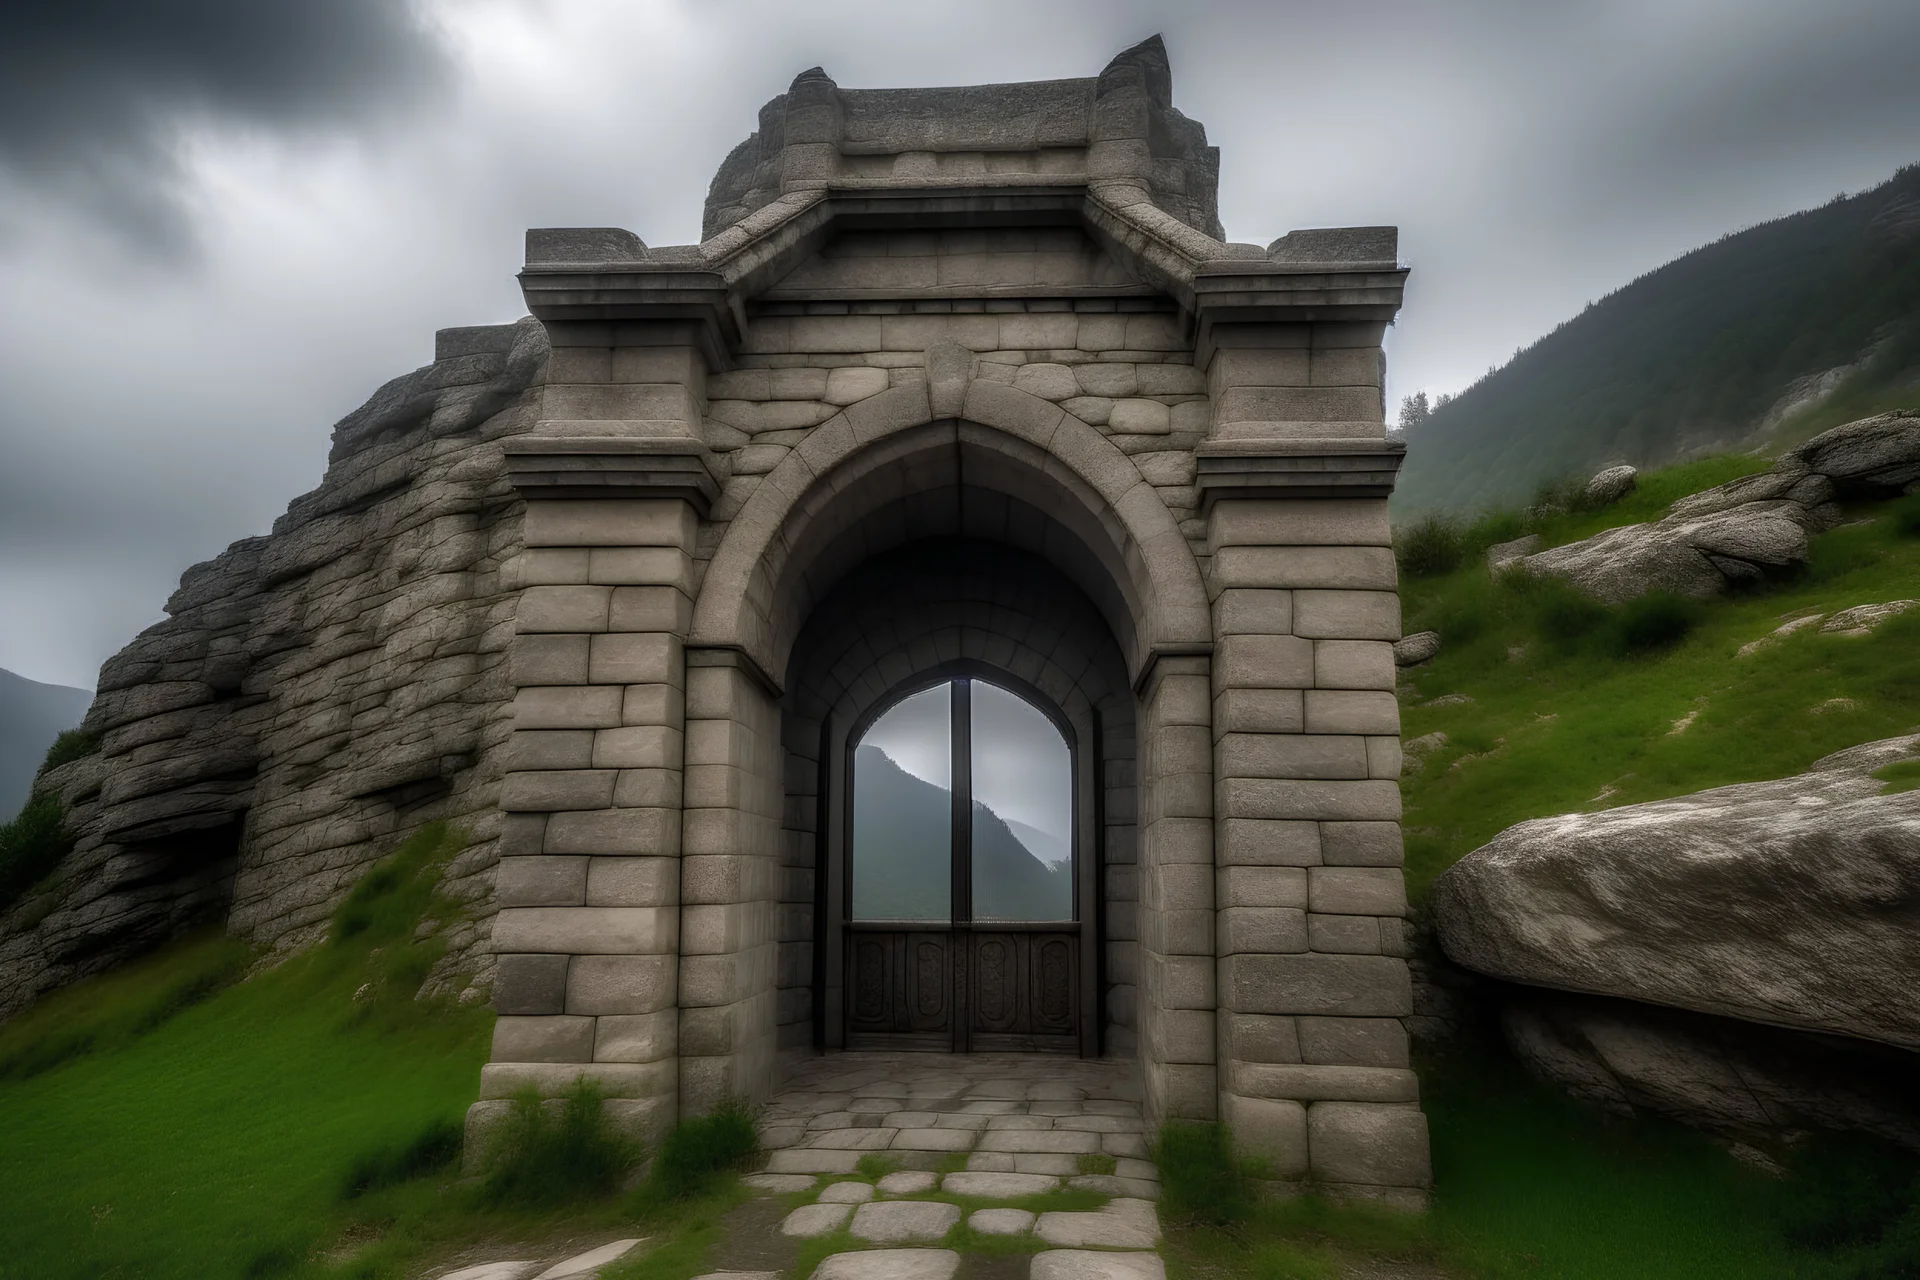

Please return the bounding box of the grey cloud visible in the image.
[0,0,447,252]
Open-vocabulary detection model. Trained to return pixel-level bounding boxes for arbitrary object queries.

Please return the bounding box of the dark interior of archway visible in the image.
[775,538,1143,1058]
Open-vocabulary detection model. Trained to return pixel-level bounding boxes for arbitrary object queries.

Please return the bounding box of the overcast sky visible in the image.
[3,0,1918,690]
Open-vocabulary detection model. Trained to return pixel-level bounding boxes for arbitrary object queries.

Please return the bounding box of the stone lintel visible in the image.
[505,436,720,514]
[1195,442,1406,509]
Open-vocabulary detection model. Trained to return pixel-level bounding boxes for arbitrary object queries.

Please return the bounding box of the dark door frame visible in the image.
[815,658,1102,1056]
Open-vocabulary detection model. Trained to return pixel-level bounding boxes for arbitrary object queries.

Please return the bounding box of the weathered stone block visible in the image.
[492,1015,596,1063]
[1221,953,1412,1017]
[517,585,612,633]
[513,685,624,730]
[1307,1102,1431,1188]
[568,954,678,1014]
[1297,1016,1410,1068]
[512,634,590,686]
[1212,547,1397,591]
[1230,1063,1418,1103]
[545,807,680,855]
[494,953,570,1015]
[587,856,677,907]
[523,499,696,549]
[1220,1012,1302,1063]
[1302,691,1400,736]
[1216,865,1307,909]
[595,1011,678,1062]
[1217,905,1307,955]
[500,769,618,812]
[1218,818,1321,866]
[1222,1095,1308,1175]
[609,584,693,632]
[1210,500,1392,550]
[1213,688,1305,736]
[1292,590,1401,640]
[507,729,595,772]
[478,1060,675,1100]
[1218,778,1402,822]
[1313,640,1396,691]
[493,906,678,955]
[497,855,588,907]
[589,633,681,686]
[1214,635,1314,690]
[1319,821,1404,867]
[1308,867,1407,917]
[1214,588,1293,635]
[1220,733,1368,780]
[1306,913,1383,955]
[592,725,682,770]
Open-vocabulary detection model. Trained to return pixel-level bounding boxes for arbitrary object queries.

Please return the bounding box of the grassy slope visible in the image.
[1397,484,1920,899]
[1395,164,1920,516]
[0,826,493,1280]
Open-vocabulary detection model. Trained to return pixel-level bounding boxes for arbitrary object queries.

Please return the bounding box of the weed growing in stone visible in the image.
[644,1099,761,1202]
[480,1081,639,1208]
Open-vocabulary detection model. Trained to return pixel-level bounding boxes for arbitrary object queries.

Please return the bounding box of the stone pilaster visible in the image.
[679,653,784,1109]
[1197,309,1429,1203]
[1135,653,1217,1127]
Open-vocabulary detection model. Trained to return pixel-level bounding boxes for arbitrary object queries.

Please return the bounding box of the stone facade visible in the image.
[5,37,1428,1204]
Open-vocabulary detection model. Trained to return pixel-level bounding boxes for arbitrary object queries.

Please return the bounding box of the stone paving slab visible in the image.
[812,1250,960,1280]
[741,1173,816,1193]
[818,1181,876,1203]
[533,1238,643,1279]
[1034,1199,1160,1249]
[849,1200,962,1243]
[1030,1251,1168,1280]
[1069,1174,1162,1200]
[876,1170,938,1195]
[439,1265,541,1280]
[968,1207,1036,1235]
[781,1203,853,1238]
[942,1171,1058,1198]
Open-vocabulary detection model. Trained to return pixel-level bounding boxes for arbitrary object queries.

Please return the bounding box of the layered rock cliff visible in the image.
[0,318,549,1019]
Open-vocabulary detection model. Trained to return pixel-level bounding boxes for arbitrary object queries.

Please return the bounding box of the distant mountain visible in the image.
[0,669,92,821]
[1397,164,1920,514]
[852,745,1073,923]
[1004,817,1069,868]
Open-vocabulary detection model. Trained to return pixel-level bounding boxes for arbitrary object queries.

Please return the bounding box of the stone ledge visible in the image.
[505,436,720,512]
[1195,442,1405,507]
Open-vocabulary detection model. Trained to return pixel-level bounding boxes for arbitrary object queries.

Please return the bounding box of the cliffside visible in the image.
[0,318,548,1019]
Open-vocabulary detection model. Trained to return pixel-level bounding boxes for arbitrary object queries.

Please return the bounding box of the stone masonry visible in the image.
[7,37,1429,1205]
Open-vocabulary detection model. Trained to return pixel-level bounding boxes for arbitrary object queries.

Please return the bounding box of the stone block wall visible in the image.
[482,495,698,1142]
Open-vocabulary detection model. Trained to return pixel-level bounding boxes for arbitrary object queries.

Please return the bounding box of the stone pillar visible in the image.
[1135,653,1217,1127]
[679,653,784,1110]
[480,494,697,1147]
[1199,319,1431,1207]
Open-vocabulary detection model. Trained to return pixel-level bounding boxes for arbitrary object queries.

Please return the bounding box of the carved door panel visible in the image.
[969,931,1077,1053]
[845,930,953,1049]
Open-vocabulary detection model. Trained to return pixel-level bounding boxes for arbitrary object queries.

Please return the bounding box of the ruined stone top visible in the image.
[702,35,1224,241]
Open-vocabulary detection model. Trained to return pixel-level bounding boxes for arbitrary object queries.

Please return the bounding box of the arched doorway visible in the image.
[845,672,1087,1053]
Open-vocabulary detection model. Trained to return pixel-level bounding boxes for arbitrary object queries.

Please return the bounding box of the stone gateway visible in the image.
[6,38,1427,1204]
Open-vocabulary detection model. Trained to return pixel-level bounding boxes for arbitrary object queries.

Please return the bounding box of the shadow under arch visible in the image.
[687,380,1213,689]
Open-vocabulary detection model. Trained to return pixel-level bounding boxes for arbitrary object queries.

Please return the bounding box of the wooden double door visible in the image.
[840,674,1091,1054]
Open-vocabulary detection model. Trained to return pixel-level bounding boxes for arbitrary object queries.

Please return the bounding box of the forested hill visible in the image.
[1396,164,1920,514]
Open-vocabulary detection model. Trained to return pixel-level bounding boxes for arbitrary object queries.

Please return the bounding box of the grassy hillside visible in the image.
[1396,164,1920,514]
[1394,467,1920,899]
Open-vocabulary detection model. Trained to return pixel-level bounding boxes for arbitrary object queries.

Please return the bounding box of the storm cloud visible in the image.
[2,0,1918,689]
[0,0,445,252]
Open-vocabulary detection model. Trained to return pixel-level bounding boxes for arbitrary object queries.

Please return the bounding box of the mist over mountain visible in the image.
[852,745,1072,923]
[1397,165,1920,515]
[0,669,91,821]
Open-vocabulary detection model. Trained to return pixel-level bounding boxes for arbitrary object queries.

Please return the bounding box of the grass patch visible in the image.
[1154,1121,1264,1226]
[0,789,74,910]
[0,929,252,1080]
[340,1118,463,1201]
[1077,1152,1117,1176]
[479,1082,638,1208]
[1398,487,1920,898]
[37,728,101,775]
[1873,758,1920,793]
[853,1153,901,1181]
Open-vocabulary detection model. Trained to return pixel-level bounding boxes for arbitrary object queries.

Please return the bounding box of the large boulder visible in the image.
[1583,464,1637,507]
[1512,409,1917,602]
[1430,734,1920,1052]
[1519,499,1823,603]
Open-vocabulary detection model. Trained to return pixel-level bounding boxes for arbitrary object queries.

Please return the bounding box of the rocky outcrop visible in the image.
[1582,464,1637,507]
[1393,631,1440,666]
[1516,410,1920,602]
[1430,734,1920,1052]
[1503,990,1920,1152]
[0,319,548,1020]
[1485,534,1541,572]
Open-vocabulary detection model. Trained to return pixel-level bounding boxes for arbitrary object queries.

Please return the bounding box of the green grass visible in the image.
[1398,483,1920,898]
[0,823,492,1280]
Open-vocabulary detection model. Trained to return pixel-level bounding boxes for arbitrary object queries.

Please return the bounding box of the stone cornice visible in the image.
[502,436,720,514]
[1193,440,1407,508]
